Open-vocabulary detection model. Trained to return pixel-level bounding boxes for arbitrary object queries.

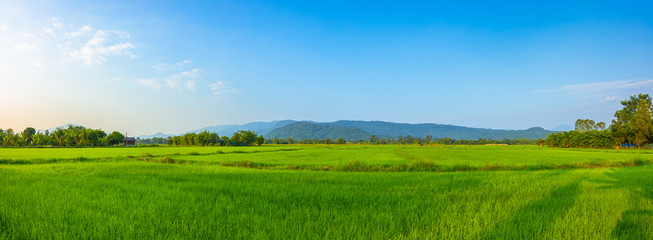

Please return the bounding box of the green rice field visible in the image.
[1,145,652,239]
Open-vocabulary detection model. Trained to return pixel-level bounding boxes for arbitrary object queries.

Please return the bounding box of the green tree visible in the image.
[575,119,604,132]
[632,98,653,149]
[596,122,606,130]
[51,128,65,147]
[21,127,36,146]
[219,136,230,146]
[369,134,377,144]
[1,129,13,147]
[32,132,44,146]
[87,129,107,146]
[611,94,653,146]
[107,131,125,146]
[255,135,265,146]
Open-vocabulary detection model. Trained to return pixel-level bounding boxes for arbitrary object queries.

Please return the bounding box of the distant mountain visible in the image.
[43,123,85,133]
[265,120,552,140]
[327,120,552,140]
[137,132,175,139]
[266,122,371,141]
[188,120,298,137]
[552,124,574,132]
[140,119,553,140]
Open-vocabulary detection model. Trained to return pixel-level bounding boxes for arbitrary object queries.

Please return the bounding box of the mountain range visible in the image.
[134,120,554,140]
[42,120,554,140]
[266,121,552,140]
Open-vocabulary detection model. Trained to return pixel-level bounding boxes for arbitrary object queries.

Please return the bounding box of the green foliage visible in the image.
[548,94,653,149]
[546,130,616,148]
[575,119,606,132]
[229,130,258,146]
[255,135,265,146]
[106,131,125,146]
[610,94,653,146]
[633,98,653,148]
[20,127,36,146]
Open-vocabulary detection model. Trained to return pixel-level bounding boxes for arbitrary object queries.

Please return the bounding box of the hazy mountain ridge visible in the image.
[327,120,552,140]
[135,120,554,140]
[266,121,552,140]
[187,120,299,137]
[266,122,370,141]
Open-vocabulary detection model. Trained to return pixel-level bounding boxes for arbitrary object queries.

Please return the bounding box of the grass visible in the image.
[0,145,652,239]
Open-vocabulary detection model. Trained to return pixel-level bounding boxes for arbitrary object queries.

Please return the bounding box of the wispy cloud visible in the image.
[66,30,136,66]
[209,81,235,96]
[51,17,62,28]
[67,24,93,38]
[600,96,617,103]
[1,16,136,66]
[136,68,202,91]
[551,79,653,95]
[543,79,653,104]
[152,60,192,72]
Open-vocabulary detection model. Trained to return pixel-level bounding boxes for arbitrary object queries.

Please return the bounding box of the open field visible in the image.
[1,145,652,239]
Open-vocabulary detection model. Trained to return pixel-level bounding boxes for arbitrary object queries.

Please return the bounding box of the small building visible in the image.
[124,137,136,146]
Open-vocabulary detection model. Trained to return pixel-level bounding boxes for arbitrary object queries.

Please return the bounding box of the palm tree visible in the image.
[51,128,65,147]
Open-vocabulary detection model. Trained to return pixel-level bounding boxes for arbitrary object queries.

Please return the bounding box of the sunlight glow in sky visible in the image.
[1,0,653,135]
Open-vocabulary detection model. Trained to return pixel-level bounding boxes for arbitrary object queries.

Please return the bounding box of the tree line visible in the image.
[546,94,653,149]
[0,126,266,148]
[264,135,539,145]
[2,123,541,148]
[159,130,265,146]
[0,125,126,147]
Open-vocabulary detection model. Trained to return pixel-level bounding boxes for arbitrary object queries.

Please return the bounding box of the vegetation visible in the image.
[0,125,264,148]
[0,145,652,239]
[546,94,653,149]
[0,125,110,147]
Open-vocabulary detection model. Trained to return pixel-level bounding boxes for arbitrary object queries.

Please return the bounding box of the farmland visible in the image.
[1,145,652,239]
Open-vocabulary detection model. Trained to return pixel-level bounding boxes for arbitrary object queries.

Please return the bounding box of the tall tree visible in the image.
[255,135,265,146]
[610,94,652,146]
[369,134,377,144]
[107,131,125,146]
[51,128,65,147]
[0,129,4,147]
[21,127,36,146]
[1,129,12,147]
[632,98,653,149]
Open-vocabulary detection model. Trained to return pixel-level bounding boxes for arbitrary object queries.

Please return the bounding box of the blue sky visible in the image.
[1,0,653,135]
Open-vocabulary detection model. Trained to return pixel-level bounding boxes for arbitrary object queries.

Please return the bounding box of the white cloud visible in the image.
[180,68,200,78]
[136,68,201,91]
[185,81,197,90]
[1,17,135,67]
[67,24,93,38]
[543,79,653,105]
[51,17,62,28]
[152,60,193,72]
[67,30,136,66]
[551,79,653,95]
[136,78,162,89]
[601,96,617,102]
[209,81,235,95]
[578,102,590,107]
[14,42,38,51]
